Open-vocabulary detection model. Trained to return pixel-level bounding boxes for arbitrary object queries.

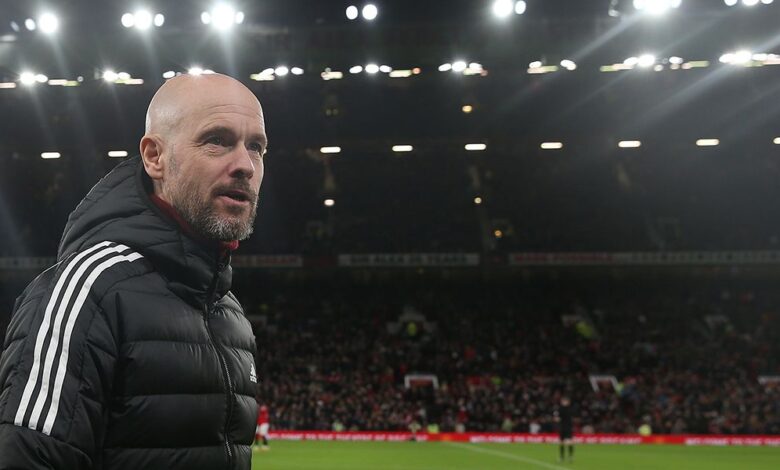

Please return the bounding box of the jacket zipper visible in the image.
[204,255,234,470]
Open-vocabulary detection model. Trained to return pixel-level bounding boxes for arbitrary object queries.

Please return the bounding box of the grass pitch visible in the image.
[252,440,780,469]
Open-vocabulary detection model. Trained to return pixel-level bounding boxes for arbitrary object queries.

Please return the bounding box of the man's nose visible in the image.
[228,144,256,179]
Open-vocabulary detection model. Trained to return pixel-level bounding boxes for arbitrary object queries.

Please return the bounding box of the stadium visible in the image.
[1,0,779,468]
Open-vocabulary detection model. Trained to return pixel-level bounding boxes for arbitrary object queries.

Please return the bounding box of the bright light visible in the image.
[515,1,528,14]
[634,0,682,14]
[669,56,684,65]
[379,65,392,73]
[743,0,759,5]
[25,18,36,31]
[188,67,204,76]
[41,152,61,159]
[618,140,642,148]
[362,4,378,20]
[121,13,135,27]
[492,0,514,18]
[320,146,342,154]
[163,70,176,79]
[321,69,343,81]
[0,82,17,89]
[349,65,363,74]
[324,199,336,207]
[103,70,119,82]
[275,66,289,76]
[452,61,467,72]
[204,4,241,29]
[761,0,774,4]
[696,139,720,147]
[560,60,577,71]
[154,14,165,27]
[38,13,59,34]
[462,105,474,114]
[346,5,359,20]
[438,63,452,72]
[474,197,483,205]
[20,72,36,85]
[35,74,48,83]
[365,64,380,74]
[529,61,543,69]
[465,143,487,151]
[134,10,152,30]
[108,150,128,158]
[541,142,564,149]
[638,54,656,67]
[494,229,504,238]
[774,137,780,144]
[392,145,414,153]
[291,67,304,75]
[724,0,738,4]
[733,50,753,64]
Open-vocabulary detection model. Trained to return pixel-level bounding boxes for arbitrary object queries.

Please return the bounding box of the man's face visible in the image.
[163,90,267,241]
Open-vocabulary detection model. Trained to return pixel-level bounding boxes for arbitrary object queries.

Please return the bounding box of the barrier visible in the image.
[267,431,780,446]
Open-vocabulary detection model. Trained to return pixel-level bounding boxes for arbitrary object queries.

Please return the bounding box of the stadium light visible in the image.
[541,142,564,150]
[291,67,304,75]
[0,82,17,89]
[134,10,152,30]
[362,4,378,21]
[154,14,165,27]
[346,5,359,20]
[515,1,528,15]
[696,139,720,147]
[438,63,452,72]
[349,65,363,74]
[38,13,59,34]
[474,196,483,205]
[324,199,336,207]
[742,0,759,5]
[162,70,176,79]
[24,18,36,31]
[774,137,780,144]
[274,66,289,77]
[618,140,642,148]
[392,145,413,153]
[465,143,487,151]
[462,105,474,114]
[724,0,738,4]
[638,54,656,67]
[202,4,243,29]
[492,0,514,18]
[451,61,467,72]
[320,146,342,154]
[41,152,61,159]
[633,0,682,15]
[494,229,504,238]
[19,72,37,85]
[108,151,128,158]
[365,64,380,74]
[560,60,577,71]
[103,70,119,82]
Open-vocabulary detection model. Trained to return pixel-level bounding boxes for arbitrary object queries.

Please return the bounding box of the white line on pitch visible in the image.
[445,443,570,470]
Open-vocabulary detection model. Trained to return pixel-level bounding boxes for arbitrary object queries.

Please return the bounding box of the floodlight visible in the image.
[38,13,59,34]
[346,6,359,20]
[362,4,378,20]
[492,0,514,18]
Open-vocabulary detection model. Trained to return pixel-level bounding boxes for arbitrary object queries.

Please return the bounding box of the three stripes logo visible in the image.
[13,241,142,435]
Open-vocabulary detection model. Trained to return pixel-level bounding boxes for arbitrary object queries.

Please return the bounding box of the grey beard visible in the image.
[172,187,257,241]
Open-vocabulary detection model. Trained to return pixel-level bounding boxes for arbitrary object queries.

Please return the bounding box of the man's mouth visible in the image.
[218,189,252,203]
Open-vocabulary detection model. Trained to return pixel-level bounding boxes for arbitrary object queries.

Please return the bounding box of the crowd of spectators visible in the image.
[252,285,780,435]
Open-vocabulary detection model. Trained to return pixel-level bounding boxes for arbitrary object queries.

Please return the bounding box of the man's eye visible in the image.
[206,136,224,146]
[248,142,263,153]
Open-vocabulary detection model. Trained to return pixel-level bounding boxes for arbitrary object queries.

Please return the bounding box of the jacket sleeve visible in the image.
[0,257,118,469]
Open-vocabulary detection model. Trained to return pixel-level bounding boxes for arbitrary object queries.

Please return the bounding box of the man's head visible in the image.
[140,73,267,241]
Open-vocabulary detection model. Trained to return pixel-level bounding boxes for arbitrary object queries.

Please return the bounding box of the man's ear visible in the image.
[140,134,166,181]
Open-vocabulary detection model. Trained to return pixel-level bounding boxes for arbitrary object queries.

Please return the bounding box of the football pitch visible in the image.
[252,441,780,469]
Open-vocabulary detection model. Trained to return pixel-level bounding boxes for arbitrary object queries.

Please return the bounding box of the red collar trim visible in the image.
[150,194,239,253]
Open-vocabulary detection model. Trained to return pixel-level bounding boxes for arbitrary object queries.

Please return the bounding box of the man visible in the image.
[0,73,266,469]
[254,404,270,451]
[555,396,575,463]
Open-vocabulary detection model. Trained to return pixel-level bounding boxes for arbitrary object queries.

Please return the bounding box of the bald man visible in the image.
[0,74,265,470]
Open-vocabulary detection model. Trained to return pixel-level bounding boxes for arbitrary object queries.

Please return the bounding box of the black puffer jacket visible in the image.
[0,157,258,469]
